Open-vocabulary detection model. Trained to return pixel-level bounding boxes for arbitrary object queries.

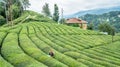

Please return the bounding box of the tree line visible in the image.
[80,11,120,32]
[42,3,59,23]
[0,0,30,26]
[0,1,61,25]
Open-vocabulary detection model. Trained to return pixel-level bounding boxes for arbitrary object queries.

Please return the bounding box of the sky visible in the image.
[27,0,120,15]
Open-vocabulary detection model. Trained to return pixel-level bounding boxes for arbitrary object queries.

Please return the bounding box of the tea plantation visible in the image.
[0,13,120,67]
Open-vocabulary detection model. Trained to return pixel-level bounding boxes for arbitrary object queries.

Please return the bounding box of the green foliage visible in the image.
[12,4,21,19]
[11,11,55,25]
[67,23,79,27]
[0,32,6,46]
[0,32,13,67]
[110,27,115,36]
[53,4,59,22]
[42,3,51,17]
[102,41,120,51]
[98,22,115,35]
[0,0,30,25]
[0,15,5,25]
[0,16,120,67]
[116,33,120,36]
[59,18,66,24]
[0,55,13,67]
[20,0,30,10]
[0,2,5,16]
[8,26,22,33]
[80,11,120,32]
[1,33,47,67]
[20,33,68,67]
[87,22,94,30]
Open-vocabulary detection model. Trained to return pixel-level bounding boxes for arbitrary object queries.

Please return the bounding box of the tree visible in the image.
[98,22,112,34]
[12,4,21,19]
[42,3,51,17]
[110,27,115,42]
[59,18,66,24]
[53,4,59,22]
[0,2,5,16]
[87,22,94,30]
[19,0,30,10]
[0,0,30,26]
[0,15,5,25]
[98,22,116,42]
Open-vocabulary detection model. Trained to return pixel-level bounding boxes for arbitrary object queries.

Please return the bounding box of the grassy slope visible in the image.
[0,11,120,67]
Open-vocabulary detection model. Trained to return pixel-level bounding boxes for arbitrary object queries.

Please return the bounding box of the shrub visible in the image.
[0,15,5,25]
[1,33,47,67]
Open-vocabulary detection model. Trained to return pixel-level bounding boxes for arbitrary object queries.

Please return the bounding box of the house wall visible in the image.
[79,23,87,30]
[78,24,82,28]
[83,24,87,30]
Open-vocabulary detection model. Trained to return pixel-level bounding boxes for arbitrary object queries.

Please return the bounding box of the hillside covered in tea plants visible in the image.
[0,11,120,67]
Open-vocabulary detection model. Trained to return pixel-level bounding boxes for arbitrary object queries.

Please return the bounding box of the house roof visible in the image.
[66,18,87,24]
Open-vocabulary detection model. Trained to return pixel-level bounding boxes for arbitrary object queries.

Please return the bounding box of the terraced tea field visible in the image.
[0,22,120,67]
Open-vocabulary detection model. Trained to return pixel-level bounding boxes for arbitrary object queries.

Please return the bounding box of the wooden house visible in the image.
[66,18,87,30]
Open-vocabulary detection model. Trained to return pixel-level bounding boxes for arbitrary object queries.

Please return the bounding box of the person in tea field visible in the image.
[49,49,54,57]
